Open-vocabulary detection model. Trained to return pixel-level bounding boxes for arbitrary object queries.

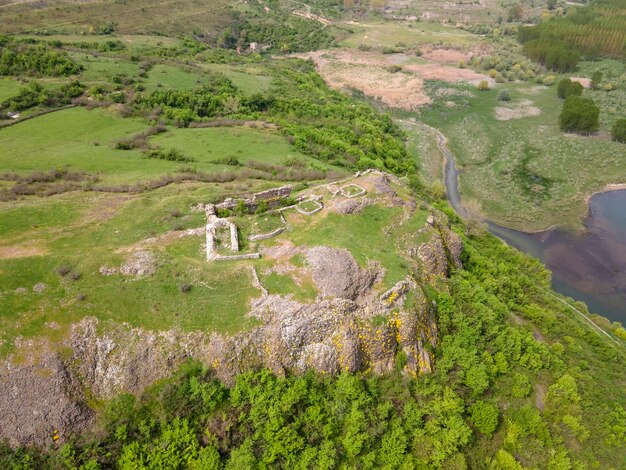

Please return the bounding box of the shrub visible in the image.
[477,80,490,91]
[559,96,600,134]
[497,89,511,101]
[557,78,583,99]
[255,200,269,214]
[543,75,556,86]
[385,65,402,73]
[179,283,192,293]
[234,200,249,216]
[55,265,72,277]
[216,208,232,218]
[611,119,626,143]
[70,271,82,281]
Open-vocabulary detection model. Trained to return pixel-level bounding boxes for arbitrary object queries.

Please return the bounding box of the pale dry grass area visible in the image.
[495,99,541,121]
[300,49,492,110]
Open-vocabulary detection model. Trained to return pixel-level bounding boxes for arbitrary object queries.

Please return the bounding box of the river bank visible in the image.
[427,121,626,324]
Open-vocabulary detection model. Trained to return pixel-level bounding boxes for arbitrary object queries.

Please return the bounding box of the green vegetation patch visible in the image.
[420,81,626,231]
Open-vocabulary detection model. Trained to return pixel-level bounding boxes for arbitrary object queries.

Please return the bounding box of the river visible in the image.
[438,125,626,324]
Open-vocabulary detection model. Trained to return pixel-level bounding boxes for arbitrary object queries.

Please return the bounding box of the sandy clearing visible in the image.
[404,63,493,85]
[420,47,472,64]
[299,50,431,109]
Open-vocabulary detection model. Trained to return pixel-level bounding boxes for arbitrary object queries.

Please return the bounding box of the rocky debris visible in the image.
[380,279,414,307]
[216,185,293,213]
[306,247,379,301]
[373,174,397,197]
[0,354,94,447]
[33,282,46,293]
[120,251,157,277]
[333,198,367,215]
[14,287,27,295]
[99,266,118,276]
[68,318,195,399]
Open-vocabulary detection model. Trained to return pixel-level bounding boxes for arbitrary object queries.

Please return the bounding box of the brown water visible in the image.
[440,124,626,323]
[488,191,626,323]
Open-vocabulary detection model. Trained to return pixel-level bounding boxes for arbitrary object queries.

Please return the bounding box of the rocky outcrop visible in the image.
[417,217,463,278]
[0,354,94,447]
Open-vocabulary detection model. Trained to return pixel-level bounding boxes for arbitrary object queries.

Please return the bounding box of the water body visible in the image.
[440,128,626,323]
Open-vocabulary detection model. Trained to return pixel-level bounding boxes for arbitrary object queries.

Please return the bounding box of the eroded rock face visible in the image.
[0,354,94,447]
[306,246,379,301]
[417,222,463,278]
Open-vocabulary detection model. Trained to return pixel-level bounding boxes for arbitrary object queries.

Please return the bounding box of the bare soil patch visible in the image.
[420,46,471,64]
[299,49,494,110]
[570,77,591,88]
[301,50,430,109]
[0,244,47,259]
[404,63,493,86]
[495,100,541,121]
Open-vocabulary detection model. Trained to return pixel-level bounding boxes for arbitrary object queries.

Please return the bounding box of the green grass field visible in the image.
[419,80,626,232]
[150,126,314,168]
[144,64,213,93]
[340,21,477,49]
[0,107,330,185]
[0,78,22,103]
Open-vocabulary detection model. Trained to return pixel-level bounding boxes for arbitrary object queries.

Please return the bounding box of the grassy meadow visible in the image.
[340,21,476,49]
[419,79,626,232]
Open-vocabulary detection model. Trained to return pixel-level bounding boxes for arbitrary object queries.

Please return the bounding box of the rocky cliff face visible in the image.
[0,215,462,447]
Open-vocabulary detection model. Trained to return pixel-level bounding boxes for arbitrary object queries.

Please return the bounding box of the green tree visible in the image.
[469,401,499,437]
[559,96,599,134]
[591,71,603,90]
[497,89,511,101]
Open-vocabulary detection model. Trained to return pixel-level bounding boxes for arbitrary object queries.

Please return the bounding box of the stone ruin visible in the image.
[216,184,293,213]
[205,204,260,261]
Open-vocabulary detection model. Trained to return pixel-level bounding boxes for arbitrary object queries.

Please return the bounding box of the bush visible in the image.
[559,96,600,134]
[55,265,72,277]
[611,119,626,143]
[179,283,192,293]
[385,65,402,73]
[477,80,490,91]
[557,78,583,99]
[543,75,556,86]
[497,89,511,101]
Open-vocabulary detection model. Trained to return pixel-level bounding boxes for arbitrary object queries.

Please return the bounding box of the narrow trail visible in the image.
[544,290,619,344]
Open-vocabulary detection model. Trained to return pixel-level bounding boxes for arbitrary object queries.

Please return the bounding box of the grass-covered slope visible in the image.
[1,223,623,469]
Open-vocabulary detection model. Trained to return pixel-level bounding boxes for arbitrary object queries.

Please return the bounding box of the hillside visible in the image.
[0,2,625,469]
